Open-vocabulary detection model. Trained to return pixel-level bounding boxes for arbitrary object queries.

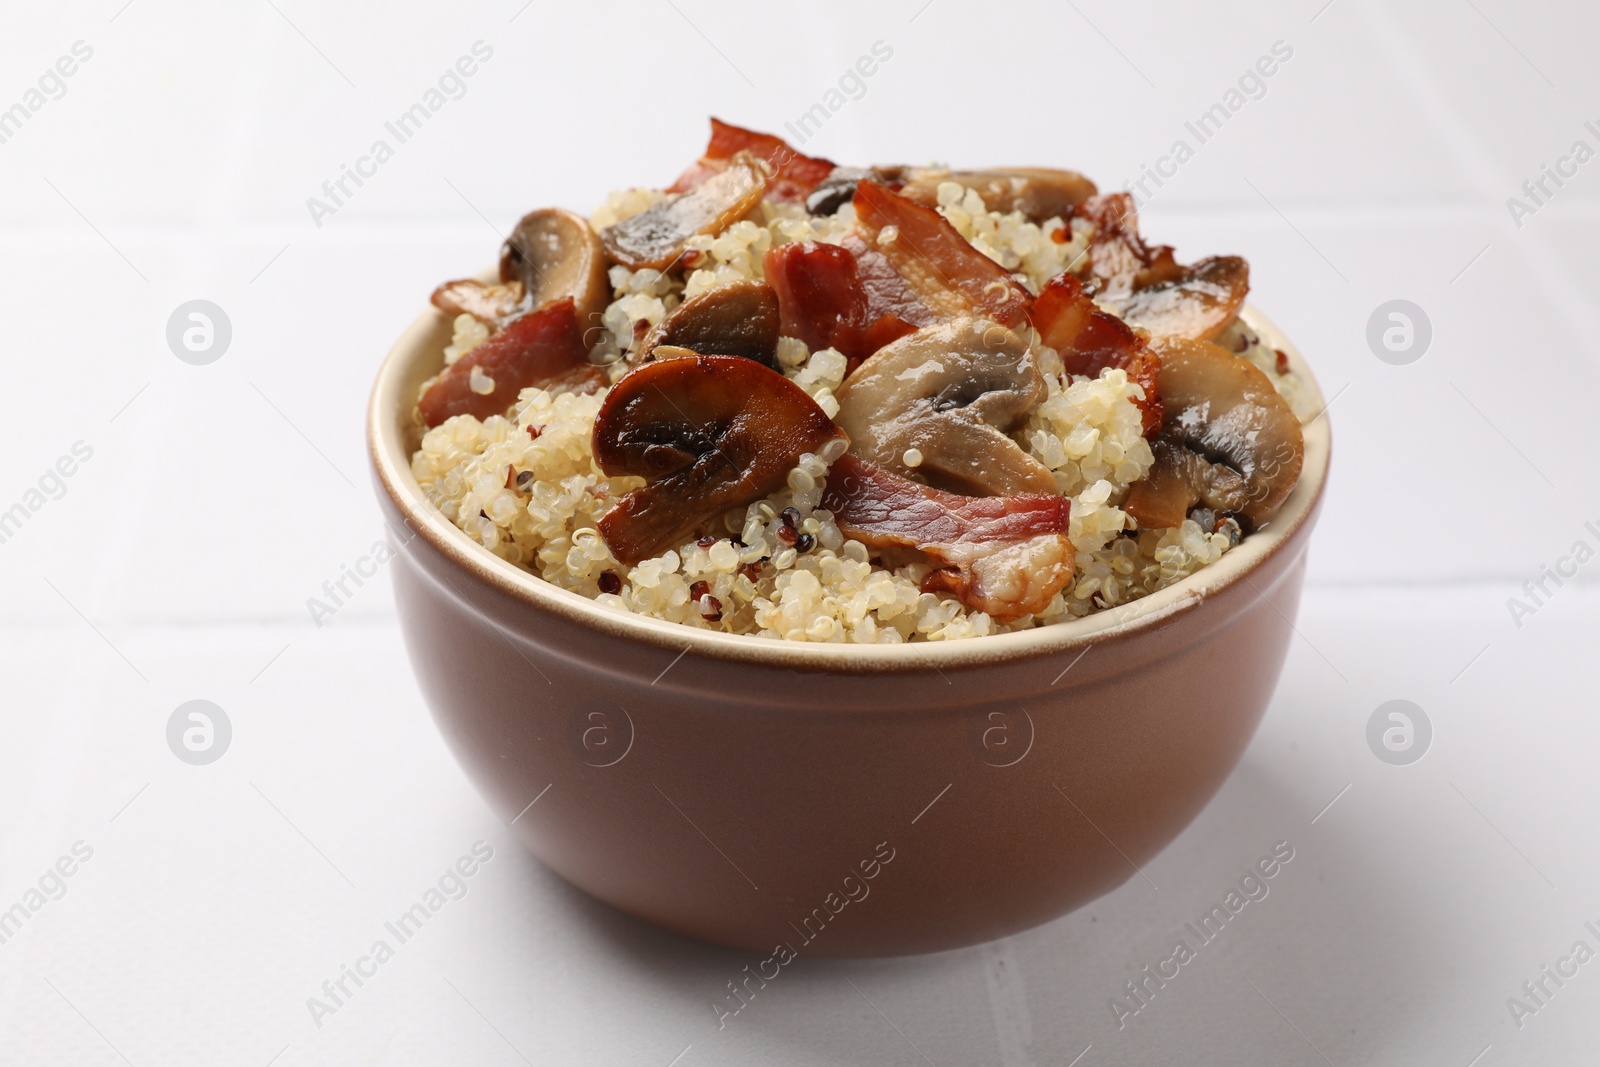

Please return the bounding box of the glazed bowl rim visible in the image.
[369,297,1330,672]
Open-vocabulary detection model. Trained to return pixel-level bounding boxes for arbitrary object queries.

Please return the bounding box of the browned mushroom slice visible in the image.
[900,167,1099,223]
[419,297,604,427]
[431,278,527,326]
[1074,194,1249,341]
[601,153,769,272]
[592,355,846,564]
[1105,256,1250,343]
[833,318,1055,496]
[499,207,611,328]
[636,281,780,368]
[804,165,908,217]
[1123,336,1304,531]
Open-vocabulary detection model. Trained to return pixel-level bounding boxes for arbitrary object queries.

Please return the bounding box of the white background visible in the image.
[2,1,1598,1064]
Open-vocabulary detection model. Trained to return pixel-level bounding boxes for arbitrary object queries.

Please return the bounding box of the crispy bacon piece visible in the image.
[419,297,603,427]
[852,180,1032,329]
[1074,193,1249,341]
[668,118,836,205]
[1031,272,1164,437]
[822,454,1074,620]
[763,241,919,369]
[839,233,936,331]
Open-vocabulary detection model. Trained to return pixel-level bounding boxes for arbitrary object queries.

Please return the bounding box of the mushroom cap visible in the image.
[601,153,768,272]
[1075,193,1250,341]
[900,167,1099,224]
[636,280,780,368]
[499,207,611,327]
[592,355,846,564]
[1100,255,1250,342]
[1123,336,1304,529]
[430,278,526,327]
[833,317,1056,497]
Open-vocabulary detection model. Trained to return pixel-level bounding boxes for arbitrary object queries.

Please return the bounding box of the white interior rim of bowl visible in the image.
[370,299,1331,670]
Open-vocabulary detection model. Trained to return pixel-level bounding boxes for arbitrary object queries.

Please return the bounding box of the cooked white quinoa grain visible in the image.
[411,182,1307,642]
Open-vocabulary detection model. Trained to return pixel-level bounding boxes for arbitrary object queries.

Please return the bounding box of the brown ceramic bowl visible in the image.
[369,299,1330,958]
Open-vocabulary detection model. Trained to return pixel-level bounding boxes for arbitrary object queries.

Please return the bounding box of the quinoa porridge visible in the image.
[408,120,1312,644]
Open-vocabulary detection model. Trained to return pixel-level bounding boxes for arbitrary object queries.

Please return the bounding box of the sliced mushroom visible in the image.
[853,180,1032,329]
[592,355,846,564]
[833,317,1055,496]
[419,297,604,427]
[1075,193,1249,341]
[822,453,1074,620]
[636,280,780,368]
[499,207,611,326]
[431,278,526,326]
[805,167,870,216]
[1122,336,1304,530]
[900,167,1099,224]
[602,153,768,271]
[668,118,835,205]
[804,165,909,216]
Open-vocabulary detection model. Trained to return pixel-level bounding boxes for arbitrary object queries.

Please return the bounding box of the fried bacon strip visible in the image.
[763,241,920,370]
[822,454,1074,620]
[419,297,603,427]
[668,117,836,204]
[765,180,1041,370]
[1031,272,1164,437]
[852,179,1032,329]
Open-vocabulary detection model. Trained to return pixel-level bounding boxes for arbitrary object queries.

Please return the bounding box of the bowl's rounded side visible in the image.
[369,298,1330,955]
